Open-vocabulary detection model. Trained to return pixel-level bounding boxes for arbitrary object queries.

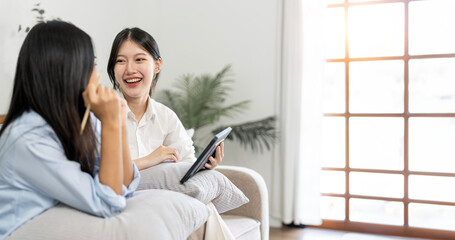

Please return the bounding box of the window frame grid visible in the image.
[316,0,455,239]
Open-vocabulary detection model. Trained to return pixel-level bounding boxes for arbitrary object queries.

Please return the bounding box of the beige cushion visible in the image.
[222,215,261,240]
[138,162,249,213]
[7,190,210,240]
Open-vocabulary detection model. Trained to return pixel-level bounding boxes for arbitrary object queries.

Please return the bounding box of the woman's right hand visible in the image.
[135,146,180,170]
[83,73,124,194]
[82,82,121,124]
[149,146,180,163]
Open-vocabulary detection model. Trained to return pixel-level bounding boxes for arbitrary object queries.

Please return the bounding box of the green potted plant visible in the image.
[156,65,277,153]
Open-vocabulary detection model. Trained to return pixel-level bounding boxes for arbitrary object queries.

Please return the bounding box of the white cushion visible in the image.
[186,128,195,138]
[222,215,261,240]
[7,190,210,240]
[137,162,249,213]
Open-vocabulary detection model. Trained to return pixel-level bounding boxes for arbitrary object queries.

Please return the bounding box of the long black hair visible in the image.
[0,21,98,175]
[107,27,161,96]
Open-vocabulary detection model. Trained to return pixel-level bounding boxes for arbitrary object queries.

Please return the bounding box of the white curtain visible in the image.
[274,0,325,226]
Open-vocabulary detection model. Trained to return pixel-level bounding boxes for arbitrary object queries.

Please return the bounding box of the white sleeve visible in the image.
[163,111,197,163]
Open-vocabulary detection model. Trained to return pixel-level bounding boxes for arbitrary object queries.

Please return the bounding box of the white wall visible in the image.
[0,0,142,111]
[146,2,282,226]
[0,0,282,226]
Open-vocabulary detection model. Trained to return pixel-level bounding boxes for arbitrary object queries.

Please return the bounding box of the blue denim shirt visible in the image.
[0,111,140,239]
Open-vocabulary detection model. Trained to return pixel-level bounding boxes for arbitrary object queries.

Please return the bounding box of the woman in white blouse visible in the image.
[107,28,235,239]
[107,27,224,171]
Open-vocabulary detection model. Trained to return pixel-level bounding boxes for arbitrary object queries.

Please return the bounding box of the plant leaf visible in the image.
[212,116,278,153]
[194,100,250,129]
[157,65,246,131]
[156,65,277,154]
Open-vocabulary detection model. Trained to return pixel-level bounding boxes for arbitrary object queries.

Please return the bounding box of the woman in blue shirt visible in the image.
[0,21,140,239]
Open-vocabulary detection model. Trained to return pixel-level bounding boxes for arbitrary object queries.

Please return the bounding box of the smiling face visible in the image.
[114,40,161,102]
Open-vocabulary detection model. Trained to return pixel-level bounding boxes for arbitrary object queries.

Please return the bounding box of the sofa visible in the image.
[6,165,269,240]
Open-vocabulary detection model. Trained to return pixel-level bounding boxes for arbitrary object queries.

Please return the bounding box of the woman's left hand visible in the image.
[205,142,224,170]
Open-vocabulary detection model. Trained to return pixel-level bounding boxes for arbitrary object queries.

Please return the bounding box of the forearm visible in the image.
[122,125,134,186]
[133,157,156,171]
[99,121,123,194]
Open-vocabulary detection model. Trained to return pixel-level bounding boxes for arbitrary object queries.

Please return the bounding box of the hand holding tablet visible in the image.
[204,141,224,170]
[180,127,232,184]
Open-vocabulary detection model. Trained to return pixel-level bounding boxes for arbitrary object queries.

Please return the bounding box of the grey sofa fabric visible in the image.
[6,166,269,240]
[7,190,210,240]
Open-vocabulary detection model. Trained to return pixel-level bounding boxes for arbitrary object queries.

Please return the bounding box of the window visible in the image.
[320,0,455,238]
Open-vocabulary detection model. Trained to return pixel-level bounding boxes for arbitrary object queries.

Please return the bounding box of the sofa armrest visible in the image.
[216,166,269,240]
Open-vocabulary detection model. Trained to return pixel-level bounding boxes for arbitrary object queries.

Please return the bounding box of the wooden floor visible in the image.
[270,227,429,240]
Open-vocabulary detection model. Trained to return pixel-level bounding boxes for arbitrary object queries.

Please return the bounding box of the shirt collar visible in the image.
[144,97,156,121]
[122,93,156,122]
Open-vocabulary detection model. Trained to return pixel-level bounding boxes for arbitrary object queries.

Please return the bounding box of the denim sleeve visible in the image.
[15,134,133,218]
[92,161,140,200]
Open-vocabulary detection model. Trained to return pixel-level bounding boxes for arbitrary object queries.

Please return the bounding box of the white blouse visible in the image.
[125,97,196,163]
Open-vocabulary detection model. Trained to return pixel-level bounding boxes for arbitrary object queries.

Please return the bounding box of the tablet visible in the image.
[180,127,232,184]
